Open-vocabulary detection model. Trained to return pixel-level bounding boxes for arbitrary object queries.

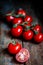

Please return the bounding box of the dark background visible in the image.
[0,0,43,31]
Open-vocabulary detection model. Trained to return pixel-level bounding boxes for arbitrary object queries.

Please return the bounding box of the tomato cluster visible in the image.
[6,8,43,43]
[5,8,43,63]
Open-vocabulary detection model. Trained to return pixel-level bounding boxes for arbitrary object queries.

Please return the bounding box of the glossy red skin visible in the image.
[24,15,33,23]
[8,42,22,54]
[23,30,34,40]
[11,26,23,37]
[34,33,43,43]
[13,17,23,24]
[16,48,30,63]
[17,9,26,16]
[6,16,14,22]
[33,25,41,32]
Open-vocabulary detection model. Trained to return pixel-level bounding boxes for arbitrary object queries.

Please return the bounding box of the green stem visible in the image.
[12,40,16,44]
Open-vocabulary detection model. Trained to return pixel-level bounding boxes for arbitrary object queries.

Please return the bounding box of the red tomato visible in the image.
[6,16,14,22]
[17,9,26,16]
[33,24,41,32]
[16,48,30,63]
[34,33,43,43]
[11,25,23,37]
[8,42,22,54]
[13,17,23,24]
[24,15,33,23]
[23,30,34,40]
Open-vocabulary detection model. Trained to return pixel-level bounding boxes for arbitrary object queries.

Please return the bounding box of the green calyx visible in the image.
[34,30,38,34]
[12,40,16,44]
[25,26,30,29]
[13,24,18,28]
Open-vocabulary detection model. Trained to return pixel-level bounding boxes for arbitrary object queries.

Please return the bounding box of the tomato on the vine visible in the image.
[8,42,22,54]
[13,17,23,24]
[17,8,26,16]
[6,16,14,22]
[24,15,33,23]
[11,25,23,37]
[23,30,34,40]
[33,24,41,32]
[34,33,43,43]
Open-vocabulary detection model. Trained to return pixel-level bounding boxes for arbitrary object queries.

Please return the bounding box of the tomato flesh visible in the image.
[16,48,30,63]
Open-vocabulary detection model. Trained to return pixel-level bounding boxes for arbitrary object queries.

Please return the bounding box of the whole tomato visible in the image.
[17,8,26,16]
[23,30,34,40]
[11,25,23,37]
[13,17,23,24]
[24,15,33,23]
[33,24,41,32]
[34,33,43,43]
[6,12,14,22]
[6,16,14,22]
[8,42,22,54]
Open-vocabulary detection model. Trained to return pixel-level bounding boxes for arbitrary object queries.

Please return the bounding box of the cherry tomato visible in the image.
[23,30,34,40]
[11,25,23,37]
[16,48,30,63]
[13,17,23,24]
[34,33,43,43]
[24,15,33,23]
[6,16,14,22]
[8,42,22,54]
[33,24,41,32]
[17,9,26,16]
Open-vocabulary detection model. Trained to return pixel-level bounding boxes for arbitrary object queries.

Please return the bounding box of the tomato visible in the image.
[13,17,23,24]
[23,30,34,40]
[6,16,14,22]
[24,15,33,23]
[34,33,43,43]
[11,25,23,37]
[33,24,41,32]
[17,8,26,16]
[8,42,22,54]
[16,48,30,63]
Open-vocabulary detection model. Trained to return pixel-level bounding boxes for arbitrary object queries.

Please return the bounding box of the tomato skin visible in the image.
[34,33,43,43]
[16,48,30,63]
[33,25,41,32]
[17,9,26,16]
[24,15,33,23]
[11,26,23,37]
[23,30,34,40]
[13,17,23,24]
[6,16,14,22]
[8,42,22,54]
